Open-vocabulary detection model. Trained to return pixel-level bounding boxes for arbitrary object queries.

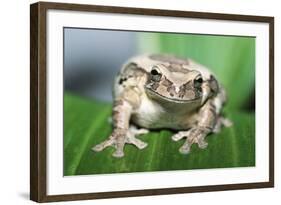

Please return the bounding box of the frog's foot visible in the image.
[171,127,209,154]
[92,126,149,158]
[213,117,233,133]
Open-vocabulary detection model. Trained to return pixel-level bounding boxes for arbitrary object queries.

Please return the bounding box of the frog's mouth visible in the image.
[145,87,202,104]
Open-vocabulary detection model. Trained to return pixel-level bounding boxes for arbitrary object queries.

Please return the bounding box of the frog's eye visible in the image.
[150,67,160,75]
[194,76,203,88]
[150,67,162,81]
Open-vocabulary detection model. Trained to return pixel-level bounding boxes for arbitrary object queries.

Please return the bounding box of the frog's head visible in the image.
[145,64,217,105]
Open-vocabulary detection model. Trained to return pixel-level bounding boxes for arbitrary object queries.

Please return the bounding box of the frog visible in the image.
[92,54,232,157]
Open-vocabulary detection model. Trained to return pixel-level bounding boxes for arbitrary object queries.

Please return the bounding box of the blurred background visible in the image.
[64,28,255,111]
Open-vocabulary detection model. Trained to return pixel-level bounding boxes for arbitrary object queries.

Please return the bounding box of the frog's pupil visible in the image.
[196,78,203,83]
[194,77,203,88]
[151,69,159,75]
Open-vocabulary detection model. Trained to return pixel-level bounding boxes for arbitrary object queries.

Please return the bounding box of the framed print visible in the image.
[30,1,274,202]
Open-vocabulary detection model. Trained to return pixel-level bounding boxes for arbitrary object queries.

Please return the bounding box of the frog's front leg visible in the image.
[172,100,217,154]
[92,88,148,158]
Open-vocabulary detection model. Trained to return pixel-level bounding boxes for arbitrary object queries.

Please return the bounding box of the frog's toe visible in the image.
[171,133,183,142]
[92,138,114,152]
[133,138,148,149]
[111,136,126,157]
[213,117,233,133]
[136,128,149,135]
[179,141,191,154]
[112,149,125,158]
[197,138,208,149]
[175,127,209,154]
[171,131,190,141]
[126,135,148,149]
[92,144,103,152]
[221,117,233,127]
[129,125,149,135]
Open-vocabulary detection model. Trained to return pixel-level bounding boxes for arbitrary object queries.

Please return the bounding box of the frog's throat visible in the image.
[145,87,201,104]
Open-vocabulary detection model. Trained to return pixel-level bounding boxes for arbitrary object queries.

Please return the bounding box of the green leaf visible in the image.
[64,93,255,176]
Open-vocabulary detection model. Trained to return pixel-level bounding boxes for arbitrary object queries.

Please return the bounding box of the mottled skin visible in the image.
[92,54,232,157]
